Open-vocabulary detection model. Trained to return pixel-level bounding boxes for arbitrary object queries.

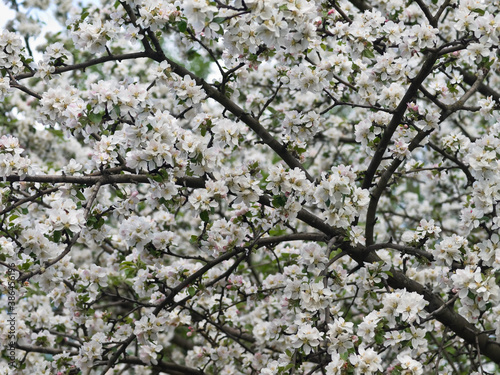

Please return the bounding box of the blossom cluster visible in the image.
[313,165,369,229]
[0,0,499,374]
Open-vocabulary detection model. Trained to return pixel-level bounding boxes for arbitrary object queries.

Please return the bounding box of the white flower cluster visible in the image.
[281,110,320,143]
[433,234,468,267]
[201,217,249,256]
[1,0,500,373]
[124,110,181,172]
[33,42,72,81]
[451,266,500,322]
[381,289,428,326]
[69,16,119,54]
[0,135,32,179]
[402,219,442,244]
[39,85,85,132]
[314,165,369,228]
[0,77,11,101]
[0,30,25,75]
[135,0,181,31]
[223,0,317,57]
[266,164,313,221]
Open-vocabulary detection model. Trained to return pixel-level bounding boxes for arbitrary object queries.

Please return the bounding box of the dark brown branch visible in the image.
[364,242,434,261]
[460,69,500,102]
[3,173,205,188]
[413,0,436,26]
[427,141,474,186]
[361,52,439,192]
[145,49,315,182]
[362,52,482,246]
[254,232,328,246]
[14,52,150,81]
[257,82,283,120]
[434,0,452,24]
[347,0,370,12]
[0,186,58,215]
[9,82,42,100]
[364,127,432,247]
[118,356,206,375]
[16,343,78,356]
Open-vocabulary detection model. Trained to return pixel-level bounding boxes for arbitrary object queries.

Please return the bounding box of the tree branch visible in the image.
[364,242,434,261]
[14,52,150,81]
[3,173,205,188]
[118,356,206,375]
[361,52,439,191]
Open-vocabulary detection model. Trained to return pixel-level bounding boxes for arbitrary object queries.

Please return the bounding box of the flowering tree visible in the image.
[0,0,499,373]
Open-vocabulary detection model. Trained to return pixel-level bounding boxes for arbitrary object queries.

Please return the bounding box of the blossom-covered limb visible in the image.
[3,173,205,187]
[118,356,206,375]
[461,69,500,102]
[0,186,58,215]
[361,52,440,192]
[144,47,315,182]
[363,242,434,261]
[16,343,78,356]
[427,141,474,186]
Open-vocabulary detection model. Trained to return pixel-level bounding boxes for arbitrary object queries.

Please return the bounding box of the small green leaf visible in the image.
[87,216,97,227]
[188,286,196,296]
[80,10,90,22]
[272,194,287,208]
[200,210,210,223]
[212,17,225,24]
[115,190,125,199]
[75,190,86,201]
[362,48,375,58]
[329,250,339,260]
[178,21,188,32]
[88,111,104,124]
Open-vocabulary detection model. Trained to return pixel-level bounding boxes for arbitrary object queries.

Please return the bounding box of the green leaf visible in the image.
[212,17,225,24]
[80,10,90,22]
[75,190,86,201]
[115,189,125,199]
[362,48,375,58]
[328,251,337,260]
[272,194,287,208]
[88,111,104,124]
[87,216,97,227]
[120,261,135,269]
[200,210,210,223]
[178,21,188,32]
[281,364,294,371]
[96,217,105,229]
[188,286,196,296]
